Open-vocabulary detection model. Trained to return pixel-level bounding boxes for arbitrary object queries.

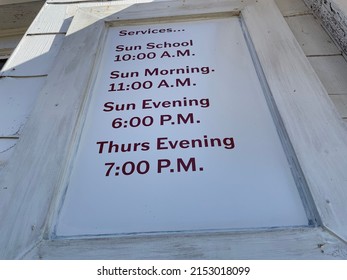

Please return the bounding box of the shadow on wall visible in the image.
[0,12,75,170]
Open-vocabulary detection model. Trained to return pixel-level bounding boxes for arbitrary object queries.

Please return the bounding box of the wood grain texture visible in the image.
[24,227,347,259]
[0,11,105,259]
[1,34,65,77]
[243,0,347,241]
[92,0,247,21]
[27,3,70,34]
[64,0,251,35]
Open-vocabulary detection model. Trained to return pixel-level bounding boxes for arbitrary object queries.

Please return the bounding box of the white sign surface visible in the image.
[55,18,308,237]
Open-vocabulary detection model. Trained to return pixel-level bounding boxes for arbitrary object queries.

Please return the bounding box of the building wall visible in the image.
[0,0,45,37]
[1,0,347,259]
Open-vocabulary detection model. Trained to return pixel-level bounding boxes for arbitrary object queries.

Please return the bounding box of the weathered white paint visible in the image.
[285,14,341,56]
[243,0,347,240]
[30,0,254,34]
[27,3,70,34]
[24,227,347,259]
[0,139,18,173]
[1,34,65,77]
[330,94,347,119]
[276,0,347,122]
[0,77,46,137]
[0,6,108,260]
[275,0,310,16]
[308,55,347,94]
[1,0,347,259]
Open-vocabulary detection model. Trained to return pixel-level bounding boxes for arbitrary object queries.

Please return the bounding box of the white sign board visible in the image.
[55,17,308,237]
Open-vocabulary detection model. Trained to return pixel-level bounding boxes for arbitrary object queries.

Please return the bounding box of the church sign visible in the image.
[55,18,307,237]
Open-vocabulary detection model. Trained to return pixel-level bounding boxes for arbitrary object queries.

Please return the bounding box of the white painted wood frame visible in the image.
[1,0,347,259]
